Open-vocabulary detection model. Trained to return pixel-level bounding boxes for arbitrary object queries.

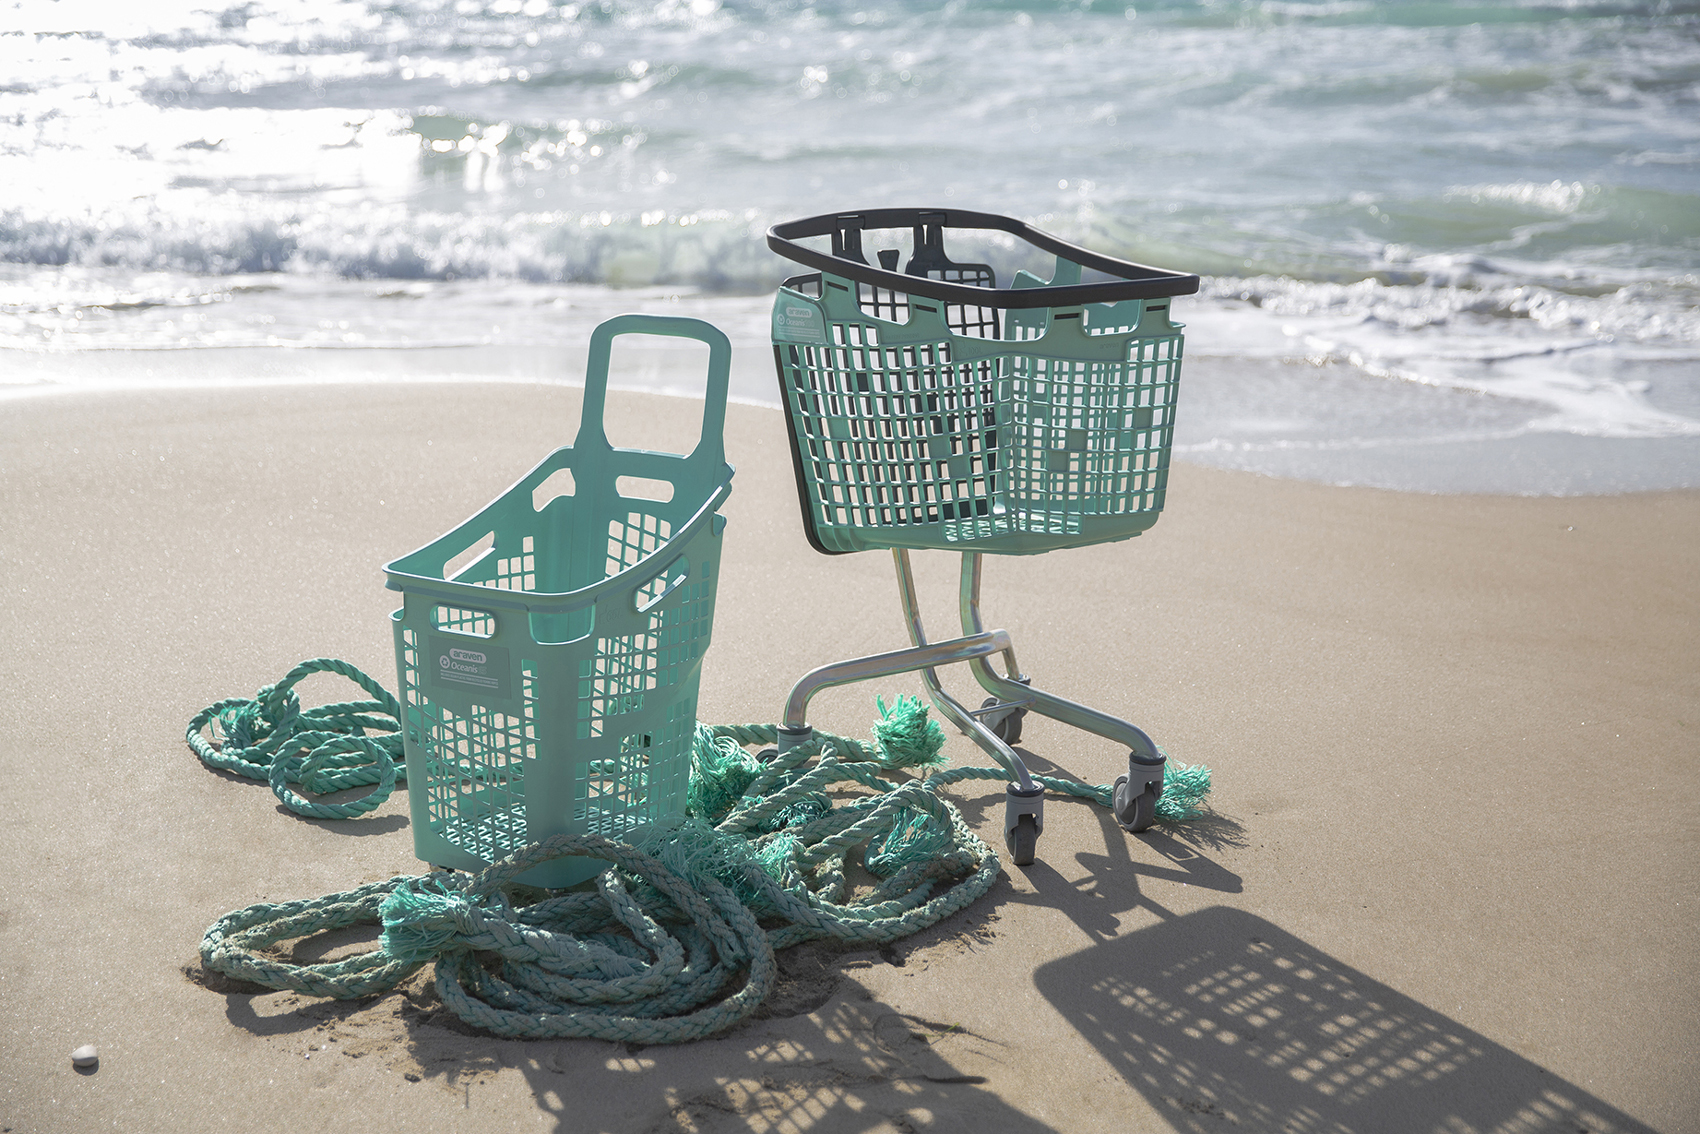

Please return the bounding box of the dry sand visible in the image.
[0,373,1695,1133]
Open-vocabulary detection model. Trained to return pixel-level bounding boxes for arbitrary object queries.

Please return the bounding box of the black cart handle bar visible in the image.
[767,208,1199,310]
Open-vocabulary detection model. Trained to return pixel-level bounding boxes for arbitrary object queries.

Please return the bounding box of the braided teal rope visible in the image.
[193,659,1212,1043]
[198,737,1002,1043]
[925,762,1214,823]
[186,658,404,820]
[201,876,426,998]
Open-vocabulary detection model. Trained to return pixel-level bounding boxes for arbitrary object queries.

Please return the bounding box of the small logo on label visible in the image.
[428,633,512,700]
[774,300,827,344]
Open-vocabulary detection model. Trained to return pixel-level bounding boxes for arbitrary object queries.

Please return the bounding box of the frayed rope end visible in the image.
[871,695,948,771]
[1156,760,1213,823]
[379,875,472,963]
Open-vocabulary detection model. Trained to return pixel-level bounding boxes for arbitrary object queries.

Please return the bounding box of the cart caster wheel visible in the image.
[1005,813,1038,866]
[1114,774,1159,833]
[979,697,1026,745]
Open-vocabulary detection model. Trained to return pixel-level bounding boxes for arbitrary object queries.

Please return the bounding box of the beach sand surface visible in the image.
[1,368,1695,1133]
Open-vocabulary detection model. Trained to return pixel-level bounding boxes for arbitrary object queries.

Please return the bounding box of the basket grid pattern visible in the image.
[608,511,670,572]
[781,316,1181,546]
[402,518,718,862]
[787,341,998,532]
[1002,350,1179,526]
[858,263,1000,340]
[573,706,691,835]
[577,568,715,739]
[401,624,538,861]
[493,535,538,591]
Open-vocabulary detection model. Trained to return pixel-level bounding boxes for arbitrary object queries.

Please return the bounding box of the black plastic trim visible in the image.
[767,208,1199,309]
[773,343,850,556]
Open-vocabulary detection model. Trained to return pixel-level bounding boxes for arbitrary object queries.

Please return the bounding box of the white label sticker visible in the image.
[773,299,827,344]
[428,634,512,700]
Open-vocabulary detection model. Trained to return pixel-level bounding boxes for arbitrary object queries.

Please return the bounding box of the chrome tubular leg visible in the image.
[914,664,1036,793]
[958,551,1023,681]
[781,628,1017,732]
[894,547,926,648]
[894,550,1036,792]
[960,553,1161,764]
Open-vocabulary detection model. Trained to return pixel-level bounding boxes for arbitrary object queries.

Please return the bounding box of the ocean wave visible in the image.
[5,0,1698,461]
[1175,428,1534,455]
[1446,180,1594,216]
[1199,273,1700,346]
[1187,275,1700,439]
[0,199,783,289]
[0,265,777,352]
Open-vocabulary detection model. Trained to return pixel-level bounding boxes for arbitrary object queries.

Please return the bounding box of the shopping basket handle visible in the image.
[575,313,733,478]
[767,207,1199,308]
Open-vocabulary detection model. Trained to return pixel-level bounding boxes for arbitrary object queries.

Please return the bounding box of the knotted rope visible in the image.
[186,658,404,819]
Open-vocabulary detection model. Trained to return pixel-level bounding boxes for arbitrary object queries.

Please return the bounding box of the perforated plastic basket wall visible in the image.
[768,209,1198,556]
[384,315,733,889]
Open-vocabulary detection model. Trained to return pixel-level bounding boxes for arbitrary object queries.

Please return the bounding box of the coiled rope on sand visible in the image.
[190,660,1212,1044]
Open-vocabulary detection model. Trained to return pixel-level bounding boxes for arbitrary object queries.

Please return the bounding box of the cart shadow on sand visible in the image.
[1034,906,1660,1134]
[1006,746,1658,1134]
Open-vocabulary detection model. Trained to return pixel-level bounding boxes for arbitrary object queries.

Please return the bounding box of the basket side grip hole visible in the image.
[616,475,675,503]
[635,556,691,613]
[443,530,495,580]
[532,468,576,512]
[433,604,496,637]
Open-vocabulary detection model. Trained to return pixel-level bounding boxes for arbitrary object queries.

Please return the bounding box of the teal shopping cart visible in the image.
[766,208,1199,865]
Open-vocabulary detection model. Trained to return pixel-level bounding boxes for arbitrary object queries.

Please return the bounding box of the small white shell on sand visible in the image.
[71,1045,99,1067]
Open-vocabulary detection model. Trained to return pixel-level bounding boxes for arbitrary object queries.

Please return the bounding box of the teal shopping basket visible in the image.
[384,314,734,889]
[768,208,1197,556]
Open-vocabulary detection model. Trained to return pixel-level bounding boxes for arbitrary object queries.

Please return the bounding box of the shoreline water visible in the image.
[7,332,1695,497]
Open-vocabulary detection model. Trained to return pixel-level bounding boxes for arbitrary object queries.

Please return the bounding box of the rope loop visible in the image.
[187,658,405,818]
[266,733,399,819]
